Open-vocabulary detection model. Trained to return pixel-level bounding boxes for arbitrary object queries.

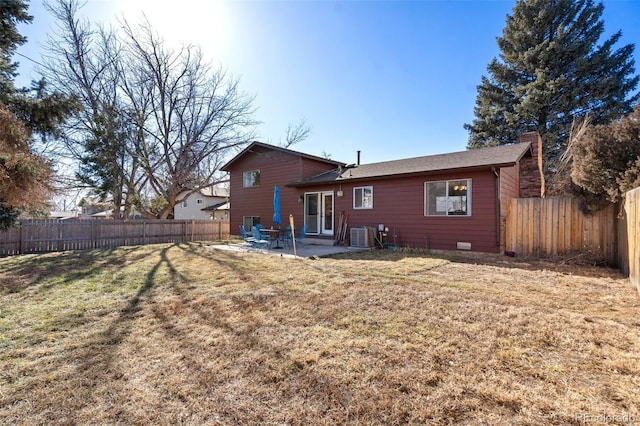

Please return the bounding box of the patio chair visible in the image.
[251,226,271,248]
[255,223,269,239]
[239,225,256,244]
[279,225,293,247]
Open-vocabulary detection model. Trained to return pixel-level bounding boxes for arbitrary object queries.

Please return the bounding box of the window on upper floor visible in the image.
[243,170,261,188]
[424,179,471,216]
[353,186,373,209]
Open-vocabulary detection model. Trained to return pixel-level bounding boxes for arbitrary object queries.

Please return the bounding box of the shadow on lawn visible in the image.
[174,242,256,284]
[49,245,182,414]
[0,245,148,294]
[63,243,301,422]
[56,244,253,417]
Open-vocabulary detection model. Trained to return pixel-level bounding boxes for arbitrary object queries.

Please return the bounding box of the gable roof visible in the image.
[220,141,345,171]
[178,185,229,199]
[288,143,532,186]
[201,201,229,211]
[197,186,229,198]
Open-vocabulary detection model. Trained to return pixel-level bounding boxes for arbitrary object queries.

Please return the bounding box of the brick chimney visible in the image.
[518,132,545,198]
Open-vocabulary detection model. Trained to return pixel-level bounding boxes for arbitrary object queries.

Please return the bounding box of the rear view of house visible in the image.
[221,133,544,253]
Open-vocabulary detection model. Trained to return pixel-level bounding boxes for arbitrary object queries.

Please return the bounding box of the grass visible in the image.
[1,242,638,425]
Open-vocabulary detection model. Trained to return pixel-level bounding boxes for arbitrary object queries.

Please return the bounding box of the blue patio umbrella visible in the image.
[273,185,281,225]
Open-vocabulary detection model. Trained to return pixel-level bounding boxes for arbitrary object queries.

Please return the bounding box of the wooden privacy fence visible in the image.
[0,219,230,256]
[505,197,617,264]
[618,187,640,292]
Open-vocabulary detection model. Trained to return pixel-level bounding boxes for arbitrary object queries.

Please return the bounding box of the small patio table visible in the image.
[260,228,282,249]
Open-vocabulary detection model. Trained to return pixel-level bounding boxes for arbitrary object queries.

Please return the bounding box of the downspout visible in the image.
[492,167,500,250]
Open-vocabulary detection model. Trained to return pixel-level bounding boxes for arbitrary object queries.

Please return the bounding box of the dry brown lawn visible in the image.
[0,243,638,425]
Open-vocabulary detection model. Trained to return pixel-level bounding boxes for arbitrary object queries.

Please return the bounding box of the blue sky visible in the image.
[15,0,640,165]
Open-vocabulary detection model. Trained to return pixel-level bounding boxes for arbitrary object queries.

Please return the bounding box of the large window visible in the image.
[425,179,471,216]
[243,170,261,188]
[353,186,373,209]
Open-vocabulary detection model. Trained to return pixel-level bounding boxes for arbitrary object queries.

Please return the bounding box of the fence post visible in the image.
[57,220,62,252]
[89,220,95,249]
[18,221,23,255]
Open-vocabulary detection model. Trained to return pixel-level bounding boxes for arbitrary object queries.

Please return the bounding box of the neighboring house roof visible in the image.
[288,143,533,186]
[180,185,229,198]
[197,186,229,198]
[220,141,345,171]
[90,210,113,218]
[49,211,79,220]
[201,201,229,211]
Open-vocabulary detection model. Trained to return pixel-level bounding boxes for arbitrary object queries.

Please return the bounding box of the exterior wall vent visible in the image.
[457,242,471,250]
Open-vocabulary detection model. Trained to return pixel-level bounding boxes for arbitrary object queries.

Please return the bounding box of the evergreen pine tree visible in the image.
[0,0,31,101]
[0,0,75,228]
[465,0,639,180]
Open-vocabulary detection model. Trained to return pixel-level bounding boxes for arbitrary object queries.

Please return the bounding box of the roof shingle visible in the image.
[288,143,532,186]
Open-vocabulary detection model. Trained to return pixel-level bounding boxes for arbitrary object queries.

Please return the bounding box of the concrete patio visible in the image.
[207,240,370,258]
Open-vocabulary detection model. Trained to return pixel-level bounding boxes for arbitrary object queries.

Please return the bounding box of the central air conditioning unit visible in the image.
[350,227,370,247]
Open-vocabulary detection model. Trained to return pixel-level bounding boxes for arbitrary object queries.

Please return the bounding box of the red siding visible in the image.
[499,165,519,208]
[328,170,500,253]
[227,147,336,235]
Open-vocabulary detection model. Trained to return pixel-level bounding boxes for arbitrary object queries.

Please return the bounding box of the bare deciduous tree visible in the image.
[43,0,257,219]
[119,18,256,218]
[43,0,139,217]
[280,118,311,148]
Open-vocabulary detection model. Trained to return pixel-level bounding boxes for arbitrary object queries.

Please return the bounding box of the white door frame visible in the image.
[303,191,334,235]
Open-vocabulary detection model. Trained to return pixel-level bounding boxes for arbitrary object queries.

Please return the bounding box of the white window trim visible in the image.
[424,179,472,217]
[353,186,373,210]
[243,170,261,188]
